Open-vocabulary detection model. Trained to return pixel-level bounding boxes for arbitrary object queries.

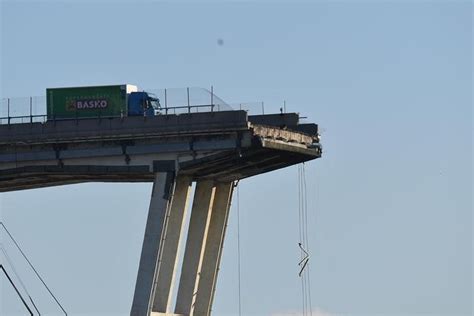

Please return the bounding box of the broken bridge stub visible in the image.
[0,110,321,193]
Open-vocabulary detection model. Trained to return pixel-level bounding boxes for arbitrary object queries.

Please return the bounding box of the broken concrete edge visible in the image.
[251,124,319,145]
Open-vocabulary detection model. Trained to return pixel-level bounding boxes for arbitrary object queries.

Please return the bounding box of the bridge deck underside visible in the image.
[0,145,318,192]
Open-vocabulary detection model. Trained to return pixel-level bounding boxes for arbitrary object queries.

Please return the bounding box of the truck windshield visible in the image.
[147,93,161,109]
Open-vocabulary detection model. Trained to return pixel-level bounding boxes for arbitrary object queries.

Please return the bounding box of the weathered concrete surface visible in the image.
[252,124,315,145]
[151,176,192,313]
[192,182,234,316]
[248,113,319,136]
[174,181,216,315]
[131,172,175,316]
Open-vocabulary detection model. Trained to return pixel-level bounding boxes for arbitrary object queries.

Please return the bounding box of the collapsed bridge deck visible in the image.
[0,110,321,192]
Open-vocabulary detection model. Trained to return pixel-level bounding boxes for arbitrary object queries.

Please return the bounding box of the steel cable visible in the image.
[0,245,41,314]
[0,222,67,315]
[0,264,34,315]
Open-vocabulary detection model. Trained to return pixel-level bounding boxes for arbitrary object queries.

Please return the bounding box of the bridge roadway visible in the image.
[0,110,321,316]
[0,110,320,192]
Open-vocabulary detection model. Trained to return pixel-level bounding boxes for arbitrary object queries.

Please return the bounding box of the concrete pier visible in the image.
[192,182,234,316]
[131,171,175,316]
[151,177,192,313]
[174,181,216,315]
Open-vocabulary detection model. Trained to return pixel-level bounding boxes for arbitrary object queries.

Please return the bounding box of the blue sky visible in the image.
[0,1,472,315]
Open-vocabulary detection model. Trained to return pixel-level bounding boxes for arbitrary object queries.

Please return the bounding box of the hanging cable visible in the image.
[235,182,242,316]
[0,264,34,316]
[298,243,309,277]
[297,163,314,316]
[0,222,68,315]
[302,163,313,315]
[0,244,41,315]
[297,164,307,316]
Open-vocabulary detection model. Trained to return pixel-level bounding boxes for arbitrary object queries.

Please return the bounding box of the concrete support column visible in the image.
[174,180,216,315]
[131,171,176,316]
[151,177,192,312]
[193,182,234,316]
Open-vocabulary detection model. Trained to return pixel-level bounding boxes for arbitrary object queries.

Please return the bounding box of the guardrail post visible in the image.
[211,85,214,112]
[164,88,168,115]
[30,97,33,123]
[7,98,10,125]
[187,87,191,114]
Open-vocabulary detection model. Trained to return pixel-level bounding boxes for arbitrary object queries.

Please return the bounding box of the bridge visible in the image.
[0,109,321,315]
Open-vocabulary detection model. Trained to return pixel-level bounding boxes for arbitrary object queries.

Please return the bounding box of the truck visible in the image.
[46,84,160,119]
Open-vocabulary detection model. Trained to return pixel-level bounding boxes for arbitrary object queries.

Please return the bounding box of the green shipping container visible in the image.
[46,84,137,119]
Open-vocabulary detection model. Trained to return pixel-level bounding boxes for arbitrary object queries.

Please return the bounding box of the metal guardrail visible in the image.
[0,87,233,125]
[0,114,47,125]
[0,105,222,126]
[0,87,277,126]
